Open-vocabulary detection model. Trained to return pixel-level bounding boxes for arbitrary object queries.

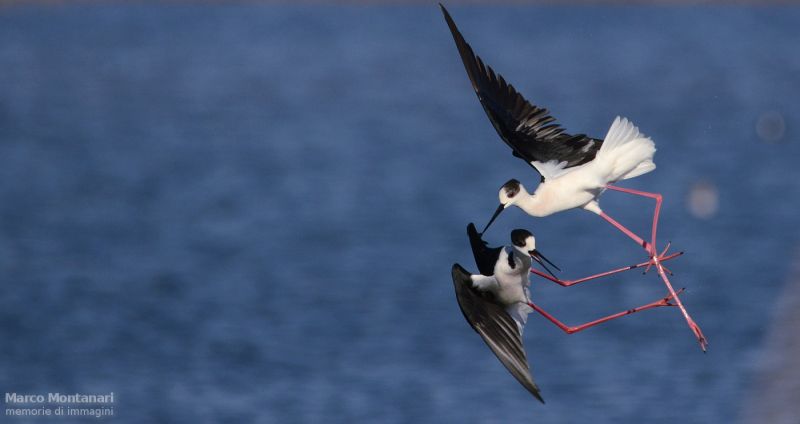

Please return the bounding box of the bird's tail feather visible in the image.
[595,116,656,182]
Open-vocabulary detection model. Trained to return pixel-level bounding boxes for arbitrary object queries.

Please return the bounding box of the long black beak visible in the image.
[481,204,505,234]
[529,249,561,278]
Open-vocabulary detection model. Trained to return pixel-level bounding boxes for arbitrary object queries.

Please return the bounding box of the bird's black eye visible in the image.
[501,179,520,198]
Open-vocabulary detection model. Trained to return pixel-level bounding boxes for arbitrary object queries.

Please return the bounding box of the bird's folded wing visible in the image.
[467,223,503,276]
[440,4,601,174]
[451,264,544,403]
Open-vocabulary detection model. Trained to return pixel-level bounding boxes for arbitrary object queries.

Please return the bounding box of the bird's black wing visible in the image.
[440,4,602,174]
[451,263,544,403]
[467,223,502,276]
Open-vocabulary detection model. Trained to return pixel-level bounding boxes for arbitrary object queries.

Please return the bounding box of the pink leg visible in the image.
[604,184,663,254]
[530,251,684,287]
[605,184,708,351]
[652,256,708,351]
[527,289,682,334]
[598,211,653,255]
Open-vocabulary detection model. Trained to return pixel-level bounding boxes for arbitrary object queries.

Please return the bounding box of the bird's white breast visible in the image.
[492,249,532,306]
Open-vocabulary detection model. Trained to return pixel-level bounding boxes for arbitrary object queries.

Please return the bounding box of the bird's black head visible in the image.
[501,179,521,199]
[511,229,561,279]
[511,229,533,248]
[484,179,523,234]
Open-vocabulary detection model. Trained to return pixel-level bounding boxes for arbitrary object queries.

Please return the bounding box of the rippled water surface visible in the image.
[1,4,799,423]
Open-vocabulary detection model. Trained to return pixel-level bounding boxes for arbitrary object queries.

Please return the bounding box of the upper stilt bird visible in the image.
[440,4,652,250]
[453,224,681,402]
[484,117,656,242]
[440,4,707,351]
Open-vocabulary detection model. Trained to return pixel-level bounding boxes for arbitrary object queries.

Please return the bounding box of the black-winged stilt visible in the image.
[441,4,707,351]
[453,224,682,401]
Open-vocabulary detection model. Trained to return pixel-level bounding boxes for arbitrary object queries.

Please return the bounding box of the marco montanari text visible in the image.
[5,392,114,404]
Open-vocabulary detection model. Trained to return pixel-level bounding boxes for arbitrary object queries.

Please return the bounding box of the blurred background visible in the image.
[1,1,799,423]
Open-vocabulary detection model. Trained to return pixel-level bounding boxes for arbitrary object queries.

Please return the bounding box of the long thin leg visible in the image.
[605,184,663,253]
[598,211,653,254]
[530,251,684,287]
[527,290,682,334]
[605,185,707,351]
[652,256,708,351]
[593,185,707,350]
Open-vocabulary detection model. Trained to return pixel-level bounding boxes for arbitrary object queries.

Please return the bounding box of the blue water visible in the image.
[1,3,799,423]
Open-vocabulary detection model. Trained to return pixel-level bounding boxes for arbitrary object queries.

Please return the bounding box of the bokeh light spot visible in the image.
[756,110,786,144]
[687,180,719,220]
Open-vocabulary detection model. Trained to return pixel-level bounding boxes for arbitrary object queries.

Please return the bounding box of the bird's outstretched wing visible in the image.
[467,223,502,276]
[440,4,602,176]
[452,263,544,403]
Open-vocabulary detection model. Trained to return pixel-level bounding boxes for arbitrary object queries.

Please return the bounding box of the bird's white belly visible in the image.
[494,276,530,306]
[531,174,600,216]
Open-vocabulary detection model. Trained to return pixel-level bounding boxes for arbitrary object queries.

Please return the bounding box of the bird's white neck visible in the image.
[513,191,550,218]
